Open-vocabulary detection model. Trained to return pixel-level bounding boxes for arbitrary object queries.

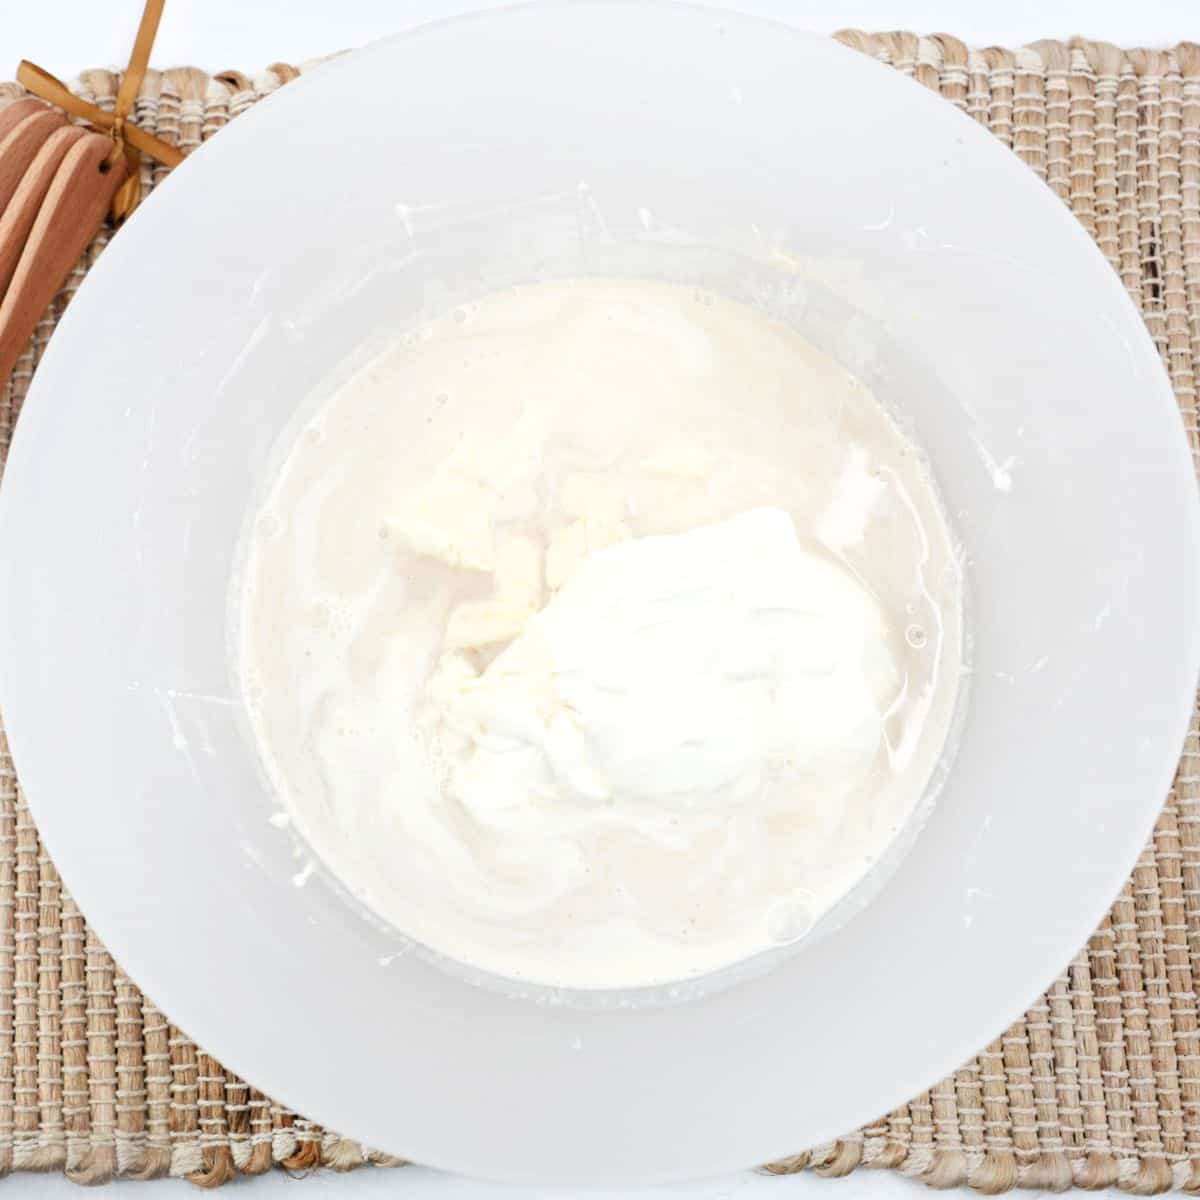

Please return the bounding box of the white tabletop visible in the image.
[2,0,1193,1196]
[6,0,1195,75]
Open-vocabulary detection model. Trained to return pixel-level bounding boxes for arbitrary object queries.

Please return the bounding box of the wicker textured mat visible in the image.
[0,30,1197,1192]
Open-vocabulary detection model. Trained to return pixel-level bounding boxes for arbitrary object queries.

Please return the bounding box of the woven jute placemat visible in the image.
[0,30,1197,1192]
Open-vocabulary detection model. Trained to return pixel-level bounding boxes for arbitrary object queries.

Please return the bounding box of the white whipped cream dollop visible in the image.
[424,508,897,832]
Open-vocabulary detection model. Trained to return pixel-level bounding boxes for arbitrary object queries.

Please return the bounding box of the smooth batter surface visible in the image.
[238,278,964,990]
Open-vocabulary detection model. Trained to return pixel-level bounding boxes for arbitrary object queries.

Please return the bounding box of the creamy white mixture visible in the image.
[239,278,963,990]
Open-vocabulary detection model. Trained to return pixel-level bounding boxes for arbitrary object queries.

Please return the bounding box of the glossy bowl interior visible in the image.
[1,1,1197,1183]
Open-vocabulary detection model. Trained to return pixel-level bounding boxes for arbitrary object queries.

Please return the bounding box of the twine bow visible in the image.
[15,0,183,222]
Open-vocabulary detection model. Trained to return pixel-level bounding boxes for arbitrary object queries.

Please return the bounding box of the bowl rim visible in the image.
[1,0,1198,1182]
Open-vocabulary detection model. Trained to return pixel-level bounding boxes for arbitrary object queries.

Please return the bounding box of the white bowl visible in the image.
[1,2,1198,1184]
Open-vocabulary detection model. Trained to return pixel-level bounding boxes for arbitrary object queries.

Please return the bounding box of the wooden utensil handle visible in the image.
[0,124,88,298]
[0,131,128,386]
[0,97,50,143]
[0,108,66,214]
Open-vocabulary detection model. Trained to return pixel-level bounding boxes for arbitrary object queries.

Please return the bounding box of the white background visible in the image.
[6,0,1197,75]
[2,1,1196,1196]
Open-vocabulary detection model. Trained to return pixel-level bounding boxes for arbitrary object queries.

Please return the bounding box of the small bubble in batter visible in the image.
[766,895,816,944]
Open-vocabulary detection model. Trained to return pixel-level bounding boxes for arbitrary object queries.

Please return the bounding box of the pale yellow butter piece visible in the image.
[444,535,543,649]
[387,440,497,571]
[548,475,632,590]
[545,513,632,591]
[583,512,630,552]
